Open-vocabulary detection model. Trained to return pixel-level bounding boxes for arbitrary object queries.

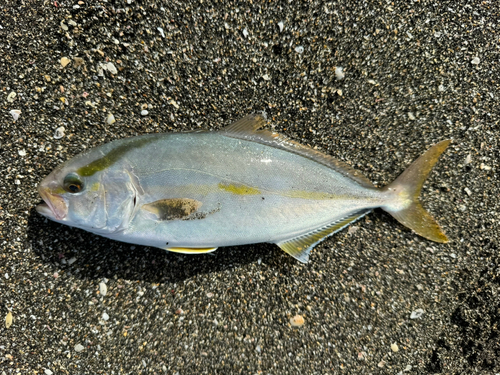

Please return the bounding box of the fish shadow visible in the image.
[26,207,290,283]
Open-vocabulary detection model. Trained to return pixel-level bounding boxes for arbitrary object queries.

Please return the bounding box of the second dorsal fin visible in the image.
[221,114,375,188]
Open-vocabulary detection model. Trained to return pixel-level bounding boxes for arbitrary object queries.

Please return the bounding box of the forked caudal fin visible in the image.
[381,140,451,243]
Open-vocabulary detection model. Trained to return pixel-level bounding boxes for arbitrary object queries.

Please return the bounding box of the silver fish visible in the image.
[37,114,450,262]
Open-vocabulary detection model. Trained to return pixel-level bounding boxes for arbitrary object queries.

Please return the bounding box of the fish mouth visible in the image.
[37,186,68,220]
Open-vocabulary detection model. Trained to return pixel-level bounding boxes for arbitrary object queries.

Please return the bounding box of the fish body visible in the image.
[37,114,450,262]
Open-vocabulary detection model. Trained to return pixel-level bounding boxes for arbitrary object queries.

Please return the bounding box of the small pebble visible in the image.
[67,257,77,265]
[242,28,249,38]
[18,149,26,156]
[10,110,21,121]
[99,282,108,296]
[206,292,213,298]
[278,21,284,32]
[410,308,424,319]
[102,312,109,321]
[391,343,399,352]
[157,27,165,38]
[295,46,304,54]
[464,154,472,164]
[60,57,71,68]
[60,21,68,31]
[45,370,53,375]
[335,66,345,80]
[74,344,84,352]
[438,84,445,92]
[106,114,116,125]
[262,74,271,81]
[471,57,480,65]
[7,92,16,103]
[290,315,305,327]
[464,187,472,196]
[73,57,84,67]
[106,62,118,75]
[141,110,149,116]
[54,126,65,139]
[5,312,13,328]
[480,163,491,170]
[169,99,179,109]
[348,226,359,235]
[408,112,416,120]
[255,345,261,353]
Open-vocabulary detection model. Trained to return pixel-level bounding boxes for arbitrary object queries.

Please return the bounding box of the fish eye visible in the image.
[63,173,84,193]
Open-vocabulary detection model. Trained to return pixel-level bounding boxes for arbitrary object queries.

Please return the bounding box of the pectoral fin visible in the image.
[276,209,371,263]
[142,198,202,221]
[166,247,218,254]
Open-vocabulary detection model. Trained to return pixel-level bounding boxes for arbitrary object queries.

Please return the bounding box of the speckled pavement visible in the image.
[1,1,499,374]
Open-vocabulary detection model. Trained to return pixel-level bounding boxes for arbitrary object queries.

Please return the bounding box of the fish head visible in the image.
[37,145,137,234]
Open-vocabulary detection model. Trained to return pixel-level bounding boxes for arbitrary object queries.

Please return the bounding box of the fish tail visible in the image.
[381,140,451,243]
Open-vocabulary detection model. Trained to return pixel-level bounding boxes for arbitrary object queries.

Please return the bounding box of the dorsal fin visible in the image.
[276,209,371,263]
[221,114,374,188]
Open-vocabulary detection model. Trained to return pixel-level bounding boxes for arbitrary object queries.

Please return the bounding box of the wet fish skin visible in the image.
[37,114,450,263]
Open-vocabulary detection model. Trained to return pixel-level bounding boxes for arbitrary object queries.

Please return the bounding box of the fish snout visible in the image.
[37,185,68,220]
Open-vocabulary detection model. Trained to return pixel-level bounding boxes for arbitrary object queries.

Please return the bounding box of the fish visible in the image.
[37,114,450,263]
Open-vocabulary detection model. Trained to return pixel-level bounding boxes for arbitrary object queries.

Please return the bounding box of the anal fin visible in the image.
[166,247,218,254]
[275,209,371,263]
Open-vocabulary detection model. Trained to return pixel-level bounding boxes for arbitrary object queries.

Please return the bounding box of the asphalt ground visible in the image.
[1,0,499,374]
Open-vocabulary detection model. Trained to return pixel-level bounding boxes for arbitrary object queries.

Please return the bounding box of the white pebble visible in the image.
[471,57,480,65]
[278,21,284,32]
[106,114,116,125]
[295,46,304,54]
[67,257,76,265]
[10,109,21,121]
[141,109,149,116]
[106,62,118,75]
[262,74,271,81]
[45,370,53,375]
[480,163,491,170]
[18,149,26,156]
[157,27,165,38]
[464,187,472,196]
[438,84,445,92]
[335,66,345,80]
[102,312,109,321]
[242,28,249,38]
[74,344,84,352]
[99,282,108,296]
[408,112,416,120]
[7,92,16,103]
[410,308,424,319]
[391,343,399,352]
[54,126,65,139]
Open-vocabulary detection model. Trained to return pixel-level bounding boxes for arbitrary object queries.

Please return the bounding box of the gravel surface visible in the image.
[1,1,499,374]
